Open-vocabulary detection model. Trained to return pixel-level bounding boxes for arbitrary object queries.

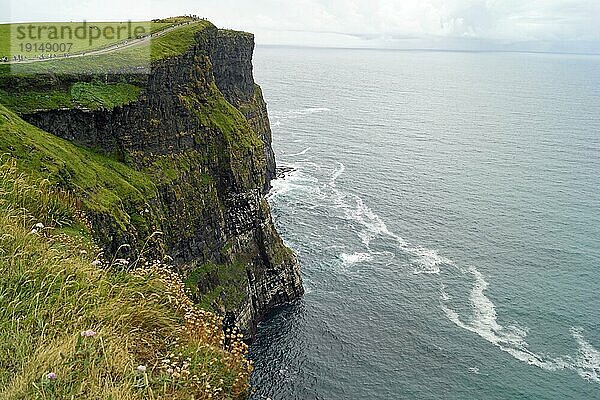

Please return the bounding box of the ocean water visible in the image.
[249,46,600,399]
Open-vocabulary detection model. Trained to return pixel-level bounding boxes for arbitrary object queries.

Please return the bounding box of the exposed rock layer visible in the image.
[20,25,303,335]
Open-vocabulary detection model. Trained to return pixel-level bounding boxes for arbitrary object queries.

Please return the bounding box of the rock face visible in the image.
[20,25,303,336]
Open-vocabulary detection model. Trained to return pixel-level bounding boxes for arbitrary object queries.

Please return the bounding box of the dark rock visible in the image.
[19,25,303,337]
[275,165,296,180]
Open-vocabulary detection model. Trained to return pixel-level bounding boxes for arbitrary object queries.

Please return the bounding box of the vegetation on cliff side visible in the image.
[0,82,141,113]
[0,104,158,235]
[0,103,253,398]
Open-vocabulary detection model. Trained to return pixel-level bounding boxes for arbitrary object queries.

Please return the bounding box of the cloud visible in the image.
[4,0,600,51]
[203,0,600,49]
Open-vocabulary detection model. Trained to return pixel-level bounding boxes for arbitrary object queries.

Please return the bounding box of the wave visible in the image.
[271,107,332,123]
[571,327,600,383]
[332,185,447,275]
[268,164,304,199]
[286,107,331,116]
[283,147,312,157]
[441,268,600,383]
[408,246,450,274]
[268,161,322,200]
[330,161,345,187]
[270,157,600,385]
[340,252,374,265]
[440,267,556,369]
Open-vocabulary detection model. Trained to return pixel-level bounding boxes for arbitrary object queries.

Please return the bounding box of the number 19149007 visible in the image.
[19,42,73,53]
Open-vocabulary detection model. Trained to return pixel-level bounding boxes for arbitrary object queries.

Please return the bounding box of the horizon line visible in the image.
[255,43,600,57]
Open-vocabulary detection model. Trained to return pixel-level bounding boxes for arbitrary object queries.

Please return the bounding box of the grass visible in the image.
[149,21,213,61]
[71,82,141,110]
[0,103,157,234]
[181,81,266,191]
[0,157,251,399]
[0,21,175,59]
[185,261,248,311]
[0,20,214,77]
[0,81,141,113]
[0,87,72,113]
[188,82,264,154]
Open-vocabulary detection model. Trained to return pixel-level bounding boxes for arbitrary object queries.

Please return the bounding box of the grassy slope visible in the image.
[0,103,157,232]
[0,20,214,78]
[0,22,175,59]
[0,104,252,399]
[0,21,214,113]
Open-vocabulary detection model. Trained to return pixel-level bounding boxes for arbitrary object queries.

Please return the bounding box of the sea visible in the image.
[248,46,600,400]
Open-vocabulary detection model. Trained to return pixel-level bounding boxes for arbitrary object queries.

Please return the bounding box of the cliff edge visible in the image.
[0,20,303,336]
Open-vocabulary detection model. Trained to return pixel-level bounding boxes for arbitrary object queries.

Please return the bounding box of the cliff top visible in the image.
[0,16,222,61]
[0,18,255,114]
[0,19,216,75]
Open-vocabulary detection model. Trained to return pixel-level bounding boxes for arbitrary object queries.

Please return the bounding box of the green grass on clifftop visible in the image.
[0,20,214,78]
[149,21,213,61]
[0,21,177,59]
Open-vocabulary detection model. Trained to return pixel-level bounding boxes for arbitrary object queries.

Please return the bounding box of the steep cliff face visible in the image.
[15,24,303,335]
[207,30,277,183]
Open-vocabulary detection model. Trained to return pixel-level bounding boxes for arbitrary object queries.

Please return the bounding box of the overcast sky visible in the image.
[5,0,600,53]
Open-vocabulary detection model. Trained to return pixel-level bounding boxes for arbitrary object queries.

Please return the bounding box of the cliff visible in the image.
[0,21,303,335]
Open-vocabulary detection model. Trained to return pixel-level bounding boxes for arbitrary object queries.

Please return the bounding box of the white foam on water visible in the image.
[270,107,332,122]
[268,167,300,199]
[440,283,451,302]
[287,107,331,116]
[343,196,392,237]
[330,162,345,187]
[284,147,312,157]
[268,163,319,199]
[570,327,600,383]
[441,267,537,362]
[326,164,599,382]
[358,230,374,247]
[335,191,449,275]
[326,162,451,275]
[438,266,600,379]
[330,163,348,209]
[269,158,600,385]
[408,246,450,275]
[321,164,565,374]
[455,266,531,350]
[340,252,374,265]
[302,277,315,294]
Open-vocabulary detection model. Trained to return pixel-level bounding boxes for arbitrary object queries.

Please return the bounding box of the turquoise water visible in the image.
[249,47,600,399]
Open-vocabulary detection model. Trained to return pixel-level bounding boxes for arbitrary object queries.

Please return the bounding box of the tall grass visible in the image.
[0,159,251,399]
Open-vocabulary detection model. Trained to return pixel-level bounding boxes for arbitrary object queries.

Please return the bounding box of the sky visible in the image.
[4,0,600,53]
